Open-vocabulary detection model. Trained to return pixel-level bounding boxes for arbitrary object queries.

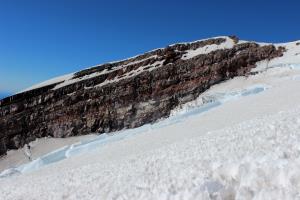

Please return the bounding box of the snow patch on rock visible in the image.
[181,37,235,60]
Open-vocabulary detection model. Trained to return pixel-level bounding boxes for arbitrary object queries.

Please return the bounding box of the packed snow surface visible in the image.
[2,98,300,199]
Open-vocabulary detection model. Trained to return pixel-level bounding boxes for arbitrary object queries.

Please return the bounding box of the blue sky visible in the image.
[0,0,299,94]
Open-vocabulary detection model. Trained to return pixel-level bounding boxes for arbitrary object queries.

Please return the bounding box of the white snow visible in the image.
[54,55,162,90]
[2,94,300,199]
[93,60,165,89]
[53,71,103,90]
[19,55,159,92]
[181,36,235,60]
[0,135,96,172]
[20,73,74,93]
[169,35,229,46]
[251,40,300,73]
[3,38,300,199]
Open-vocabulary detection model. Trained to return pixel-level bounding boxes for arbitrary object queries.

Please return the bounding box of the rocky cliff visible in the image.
[0,36,285,155]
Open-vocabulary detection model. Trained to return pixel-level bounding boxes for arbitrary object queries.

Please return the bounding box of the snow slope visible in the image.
[0,85,268,177]
[1,39,300,199]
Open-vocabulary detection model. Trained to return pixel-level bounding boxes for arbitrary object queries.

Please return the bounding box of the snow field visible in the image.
[1,107,300,199]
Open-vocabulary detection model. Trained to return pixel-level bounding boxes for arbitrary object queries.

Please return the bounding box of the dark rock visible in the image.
[229,35,239,44]
[0,36,285,155]
[0,137,6,156]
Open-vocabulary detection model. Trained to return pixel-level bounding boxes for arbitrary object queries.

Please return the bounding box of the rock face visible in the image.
[0,36,284,155]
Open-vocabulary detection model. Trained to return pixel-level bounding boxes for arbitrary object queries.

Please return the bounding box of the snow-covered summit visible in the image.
[20,36,235,92]
[20,36,300,93]
[1,42,300,199]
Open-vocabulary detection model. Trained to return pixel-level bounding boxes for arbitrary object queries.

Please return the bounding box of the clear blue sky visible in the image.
[0,0,299,94]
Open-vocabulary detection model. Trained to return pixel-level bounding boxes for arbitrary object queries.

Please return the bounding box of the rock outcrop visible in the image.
[0,36,284,155]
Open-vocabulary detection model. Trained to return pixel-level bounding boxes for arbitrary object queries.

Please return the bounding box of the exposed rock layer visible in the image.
[0,36,284,155]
